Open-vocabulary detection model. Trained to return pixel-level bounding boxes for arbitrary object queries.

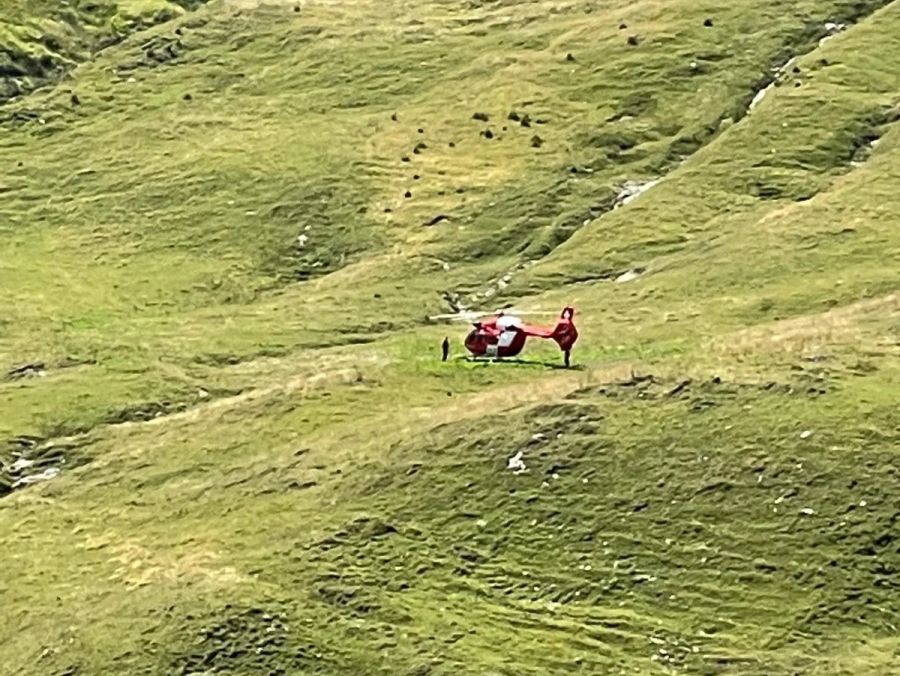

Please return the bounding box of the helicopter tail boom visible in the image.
[520,306,578,352]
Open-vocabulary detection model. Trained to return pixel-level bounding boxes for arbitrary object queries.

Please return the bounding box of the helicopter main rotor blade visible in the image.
[428,311,482,322]
[500,308,559,316]
[429,306,566,322]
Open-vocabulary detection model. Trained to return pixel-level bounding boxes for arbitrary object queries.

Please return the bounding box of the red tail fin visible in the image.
[552,306,578,351]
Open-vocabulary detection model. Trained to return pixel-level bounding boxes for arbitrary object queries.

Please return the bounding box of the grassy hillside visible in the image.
[0,0,898,674]
[0,0,207,103]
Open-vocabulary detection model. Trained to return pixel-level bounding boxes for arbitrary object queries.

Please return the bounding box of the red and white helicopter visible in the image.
[433,306,579,367]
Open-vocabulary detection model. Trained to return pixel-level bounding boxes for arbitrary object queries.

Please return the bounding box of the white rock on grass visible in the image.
[10,457,34,473]
[12,466,60,488]
[507,451,526,473]
[615,269,642,283]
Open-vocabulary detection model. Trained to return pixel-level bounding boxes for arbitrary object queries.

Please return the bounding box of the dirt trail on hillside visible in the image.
[717,292,900,358]
[121,355,386,432]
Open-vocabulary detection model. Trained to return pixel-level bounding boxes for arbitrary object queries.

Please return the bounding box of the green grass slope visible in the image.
[0,0,898,673]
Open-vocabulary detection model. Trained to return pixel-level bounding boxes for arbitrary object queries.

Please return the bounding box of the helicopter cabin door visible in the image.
[497,329,517,349]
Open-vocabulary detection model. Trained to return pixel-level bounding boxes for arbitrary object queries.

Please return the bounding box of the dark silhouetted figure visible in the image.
[441,337,450,362]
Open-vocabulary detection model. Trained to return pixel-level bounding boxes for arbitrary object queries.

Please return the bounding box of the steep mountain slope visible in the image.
[1,0,898,674]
